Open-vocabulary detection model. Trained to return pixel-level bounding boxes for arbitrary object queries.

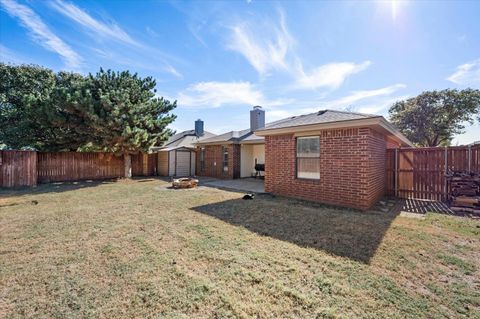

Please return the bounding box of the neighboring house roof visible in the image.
[196,129,264,145]
[255,109,413,147]
[153,130,216,151]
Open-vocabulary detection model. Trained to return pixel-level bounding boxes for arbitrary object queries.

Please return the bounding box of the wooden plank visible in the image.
[0,150,37,188]
[386,146,480,201]
[37,152,124,183]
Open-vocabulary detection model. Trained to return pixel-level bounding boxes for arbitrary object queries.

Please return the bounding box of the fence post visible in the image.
[444,146,448,201]
[32,151,38,187]
[142,153,149,176]
[394,148,399,197]
[468,145,472,173]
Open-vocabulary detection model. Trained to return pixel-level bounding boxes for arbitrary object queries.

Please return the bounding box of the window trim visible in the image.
[199,147,205,172]
[222,146,229,173]
[295,136,320,180]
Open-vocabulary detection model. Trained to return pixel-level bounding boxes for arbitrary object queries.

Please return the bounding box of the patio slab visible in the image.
[202,177,265,194]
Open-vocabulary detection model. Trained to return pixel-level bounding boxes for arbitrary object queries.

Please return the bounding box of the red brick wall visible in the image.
[230,144,241,179]
[365,129,387,208]
[265,128,387,210]
[196,144,240,179]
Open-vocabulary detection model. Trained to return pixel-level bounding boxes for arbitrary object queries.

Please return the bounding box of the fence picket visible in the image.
[0,151,159,188]
[386,145,480,200]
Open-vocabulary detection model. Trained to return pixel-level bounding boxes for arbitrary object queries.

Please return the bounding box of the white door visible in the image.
[175,151,191,176]
[168,151,176,176]
[190,152,196,176]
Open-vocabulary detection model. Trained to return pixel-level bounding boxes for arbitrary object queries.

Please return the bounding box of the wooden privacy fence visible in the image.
[0,151,38,188]
[386,145,480,201]
[37,152,125,183]
[132,152,157,177]
[0,150,158,188]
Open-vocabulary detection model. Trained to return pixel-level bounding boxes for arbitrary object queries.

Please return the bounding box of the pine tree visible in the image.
[1,64,177,176]
[55,69,176,176]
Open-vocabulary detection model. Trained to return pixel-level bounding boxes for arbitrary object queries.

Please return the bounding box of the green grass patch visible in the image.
[1,179,479,318]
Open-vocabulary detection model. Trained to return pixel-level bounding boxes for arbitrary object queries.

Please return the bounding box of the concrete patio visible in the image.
[201,177,265,194]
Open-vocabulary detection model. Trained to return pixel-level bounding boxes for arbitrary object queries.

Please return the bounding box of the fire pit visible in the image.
[172,178,199,189]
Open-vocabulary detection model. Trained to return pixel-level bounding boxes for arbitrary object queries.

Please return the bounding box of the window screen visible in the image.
[200,147,205,172]
[296,136,320,179]
[222,146,228,173]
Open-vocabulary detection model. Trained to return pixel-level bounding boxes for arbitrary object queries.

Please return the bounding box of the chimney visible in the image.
[195,119,204,136]
[250,105,265,132]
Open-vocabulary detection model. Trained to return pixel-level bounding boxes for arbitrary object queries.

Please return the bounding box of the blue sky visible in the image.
[1,0,479,144]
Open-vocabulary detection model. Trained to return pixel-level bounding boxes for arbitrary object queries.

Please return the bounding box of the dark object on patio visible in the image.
[243,193,255,200]
[446,171,480,216]
[254,163,265,179]
[172,178,199,189]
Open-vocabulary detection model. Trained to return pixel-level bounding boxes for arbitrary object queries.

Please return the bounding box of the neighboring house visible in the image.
[195,106,265,179]
[153,119,215,177]
[255,110,413,210]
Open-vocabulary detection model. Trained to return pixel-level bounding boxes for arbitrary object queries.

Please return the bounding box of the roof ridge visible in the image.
[164,130,194,146]
[164,129,216,147]
[325,109,378,118]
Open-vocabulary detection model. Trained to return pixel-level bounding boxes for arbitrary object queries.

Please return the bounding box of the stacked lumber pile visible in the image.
[446,171,480,214]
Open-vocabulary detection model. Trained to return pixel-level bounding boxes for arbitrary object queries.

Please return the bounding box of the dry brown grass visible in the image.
[0,178,479,318]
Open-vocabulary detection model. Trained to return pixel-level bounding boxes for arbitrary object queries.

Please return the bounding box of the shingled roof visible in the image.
[196,129,264,145]
[255,109,413,147]
[153,130,216,151]
[263,109,380,131]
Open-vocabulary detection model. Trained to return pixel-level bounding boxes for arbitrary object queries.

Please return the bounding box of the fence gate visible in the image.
[386,145,480,201]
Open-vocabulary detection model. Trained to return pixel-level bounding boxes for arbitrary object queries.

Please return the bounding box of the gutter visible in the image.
[194,140,235,146]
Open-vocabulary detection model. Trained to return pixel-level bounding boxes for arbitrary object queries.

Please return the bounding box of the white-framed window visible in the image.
[296,136,320,179]
[200,147,205,172]
[222,146,228,173]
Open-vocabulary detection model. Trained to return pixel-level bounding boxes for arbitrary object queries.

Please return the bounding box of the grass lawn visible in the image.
[1,179,479,318]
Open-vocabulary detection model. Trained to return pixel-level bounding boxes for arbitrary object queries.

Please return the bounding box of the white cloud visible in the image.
[257,84,407,122]
[266,107,318,122]
[163,65,183,79]
[226,9,370,90]
[452,122,480,146]
[177,81,291,108]
[294,61,372,90]
[357,95,410,115]
[145,26,158,38]
[49,0,182,78]
[50,0,140,47]
[0,0,82,69]
[0,44,25,64]
[447,59,480,86]
[227,9,292,75]
[327,83,406,108]
[189,22,208,47]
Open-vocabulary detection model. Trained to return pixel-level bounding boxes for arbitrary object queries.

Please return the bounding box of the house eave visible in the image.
[194,141,235,146]
[255,117,413,147]
[239,139,265,145]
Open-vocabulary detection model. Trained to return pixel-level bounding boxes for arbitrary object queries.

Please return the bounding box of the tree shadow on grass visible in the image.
[191,195,400,264]
[0,177,163,198]
[0,179,117,199]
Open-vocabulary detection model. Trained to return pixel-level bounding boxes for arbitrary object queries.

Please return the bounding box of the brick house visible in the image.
[255,110,413,210]
[192,107,412,210]
[195,106,266,179]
